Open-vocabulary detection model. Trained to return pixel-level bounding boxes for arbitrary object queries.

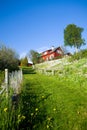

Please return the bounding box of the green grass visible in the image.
[1,66,87,129]
[0,89,21,130]
[20,66,36,74]
[0,71,4,87]
[18,67,87,130]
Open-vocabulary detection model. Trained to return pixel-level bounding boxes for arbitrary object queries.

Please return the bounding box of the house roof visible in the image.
[41,46,63,56]
[40,46,71,58]
[51,47,61,52]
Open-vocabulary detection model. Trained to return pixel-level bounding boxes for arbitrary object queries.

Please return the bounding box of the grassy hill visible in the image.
[1,56,87,129]
[18,57,87,129]
[35,56,87,78]
[19,65,87,130]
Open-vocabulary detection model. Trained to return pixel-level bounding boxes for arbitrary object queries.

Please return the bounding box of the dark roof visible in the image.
[42,47,61,53]
[41,46,64,56]
[51,47,61,52]
[41,46,71,56]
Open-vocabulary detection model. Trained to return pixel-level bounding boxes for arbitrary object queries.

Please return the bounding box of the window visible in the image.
[57,50,62,54]
[50,54,54,59]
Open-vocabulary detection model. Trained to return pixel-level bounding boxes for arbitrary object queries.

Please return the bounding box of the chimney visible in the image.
[51,46,54,51]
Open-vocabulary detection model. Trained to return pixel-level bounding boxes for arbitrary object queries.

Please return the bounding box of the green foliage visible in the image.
[80,49,87,58]
[1,64,87,129]
[64,24,85,52]
[0,89,21,130]
[0,45,19,71]
[18,70,87,130]
[21,66,36,74]
[28,50,40,64]
[69,53,81,61]
[69,49,87,62]
[20,56,28,66]
[0,71,4,86]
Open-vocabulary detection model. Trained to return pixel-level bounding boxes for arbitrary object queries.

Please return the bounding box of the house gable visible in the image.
[41,46,64,61]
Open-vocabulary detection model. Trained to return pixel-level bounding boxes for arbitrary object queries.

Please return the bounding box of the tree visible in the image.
[64,24,85,53]
[0,45,19,71]
[20,56,28,66]
[28,50,40,64]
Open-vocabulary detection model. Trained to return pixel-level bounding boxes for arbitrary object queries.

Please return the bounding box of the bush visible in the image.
[20,57,28,67]
[69,49,87,62]
[0,45,19,71]
[80,49,87,58]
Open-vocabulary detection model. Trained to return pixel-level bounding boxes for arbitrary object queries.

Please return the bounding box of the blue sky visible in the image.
[0,0,87,58]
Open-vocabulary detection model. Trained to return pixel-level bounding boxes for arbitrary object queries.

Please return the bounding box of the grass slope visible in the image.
[35,57,87,78]
[20,67,87,130]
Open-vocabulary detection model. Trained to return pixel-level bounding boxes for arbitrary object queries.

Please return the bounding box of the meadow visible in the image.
[19,67,87,130]
[0,63,87,129]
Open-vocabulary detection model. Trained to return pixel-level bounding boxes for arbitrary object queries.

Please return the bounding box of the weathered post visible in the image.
[5,69,9,95]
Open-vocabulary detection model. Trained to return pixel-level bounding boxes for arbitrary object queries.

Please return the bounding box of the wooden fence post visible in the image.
[5,69,9,95]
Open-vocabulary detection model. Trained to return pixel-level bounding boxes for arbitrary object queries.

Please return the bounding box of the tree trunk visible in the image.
[75,46,78,53]
[74,43,78,53]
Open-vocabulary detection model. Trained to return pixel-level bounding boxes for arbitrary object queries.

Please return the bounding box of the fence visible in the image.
[9,69,23,93]
[36,68,57,76]
[36,68,68,76]
[0,68,23,95]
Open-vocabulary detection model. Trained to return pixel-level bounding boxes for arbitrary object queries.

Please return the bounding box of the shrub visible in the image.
[80,49,87,58]
[20,57,28,67]
[69,49,87,62]
[0,45,19,71]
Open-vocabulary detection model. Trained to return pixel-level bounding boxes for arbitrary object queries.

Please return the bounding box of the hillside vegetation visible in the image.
[0,71,4,87]
[17,52,87,129]
[35,55,87,78]
[1,50,87,129]
[19,66,87,130]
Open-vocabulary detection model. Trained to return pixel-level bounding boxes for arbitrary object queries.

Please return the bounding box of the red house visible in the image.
[41,46,64,61]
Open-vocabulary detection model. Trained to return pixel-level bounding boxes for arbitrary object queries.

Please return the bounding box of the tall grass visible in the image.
[0,71,4,87]
[18,67,87,130]
[0,72,22,130]
[0,66,87,129]
[0,87,23,130]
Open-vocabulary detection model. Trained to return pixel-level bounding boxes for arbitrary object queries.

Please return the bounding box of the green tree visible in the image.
[20,56,28,66]
[28,50,40,64]
[64,24,85,53]
[0,45,19,71]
